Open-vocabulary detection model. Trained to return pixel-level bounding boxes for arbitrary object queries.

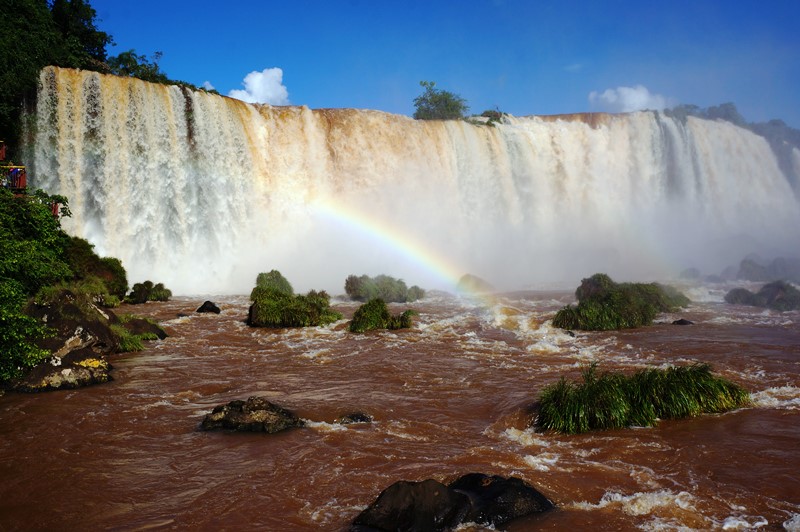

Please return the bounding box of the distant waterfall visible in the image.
[25,67,800,294]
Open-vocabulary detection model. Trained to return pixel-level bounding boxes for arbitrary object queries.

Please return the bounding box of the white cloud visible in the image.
[202,81,215,91]
[228,67,290,105]
[563,63,583,73]
[588,85,673,113]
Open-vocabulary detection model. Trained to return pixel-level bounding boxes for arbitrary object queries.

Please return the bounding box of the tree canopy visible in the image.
[413,81,469,120]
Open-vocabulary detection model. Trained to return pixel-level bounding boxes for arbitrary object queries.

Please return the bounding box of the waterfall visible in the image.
[24,67,800,294]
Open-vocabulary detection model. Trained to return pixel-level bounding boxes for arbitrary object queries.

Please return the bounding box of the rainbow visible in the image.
[311,198,493,302]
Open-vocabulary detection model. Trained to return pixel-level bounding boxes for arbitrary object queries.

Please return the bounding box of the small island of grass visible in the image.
[552,273,690,331]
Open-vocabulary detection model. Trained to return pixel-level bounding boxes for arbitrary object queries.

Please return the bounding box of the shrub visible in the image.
[535,363,750,434]
[248,272,342,328]
[413,81,469,120]
[0,279,52,381]
[344,274,424,303]
[349,298,418,333]
[552,273,690,331]
[125,280,172,304]
[255,270,294,295]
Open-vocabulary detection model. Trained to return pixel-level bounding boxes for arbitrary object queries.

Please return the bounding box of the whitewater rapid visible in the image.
[24,67,800,295]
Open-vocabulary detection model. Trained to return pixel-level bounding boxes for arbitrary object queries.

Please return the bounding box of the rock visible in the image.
[196,300,221,314]
[724,281,800,311]
[200,396,304,433]
[351,479,470,531]
[672,318,694,325]
[352,474,553,531]
[336,412,373,424]
[120,316,168,339]
[456,274,495,294]
[12,347,112,392]
[450,473,554,527]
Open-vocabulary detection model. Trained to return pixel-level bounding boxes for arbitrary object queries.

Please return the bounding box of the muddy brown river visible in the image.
[1,287,798,530]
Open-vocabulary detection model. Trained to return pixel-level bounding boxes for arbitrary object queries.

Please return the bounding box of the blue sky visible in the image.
[93,0,800,127]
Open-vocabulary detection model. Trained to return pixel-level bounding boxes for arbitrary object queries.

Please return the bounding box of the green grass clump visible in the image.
[552,273,690,331]
[125,280,173,304]
[248,271,342,327]
[344,274,425,303]
[349,298,418,333]
[535,363,750,434]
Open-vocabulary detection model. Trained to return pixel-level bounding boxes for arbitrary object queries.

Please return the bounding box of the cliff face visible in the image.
[24,67,800,294]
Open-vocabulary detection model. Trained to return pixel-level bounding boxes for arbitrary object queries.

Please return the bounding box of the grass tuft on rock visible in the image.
[349,298,418,333]
[534,363,749,434]
[248,271,342,328]
[552,273,690,331]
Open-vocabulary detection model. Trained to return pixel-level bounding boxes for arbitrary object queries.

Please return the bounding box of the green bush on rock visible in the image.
[344,274,425,303]
[535,363,750,434]
[552,273,690,331]
[349,298,418,333]
[248,271,342,328]
[126,280,172,304]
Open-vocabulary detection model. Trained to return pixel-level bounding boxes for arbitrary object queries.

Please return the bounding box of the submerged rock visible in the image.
[200,396,304,433]
[196,300,221,314]
[672,318,694,325]
[351,473,553,531]
[335,412,373,424]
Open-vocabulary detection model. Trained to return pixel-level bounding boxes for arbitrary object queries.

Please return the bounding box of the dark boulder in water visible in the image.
[351,474,553,531]
[672,318,694,325]
[200,396,304,433]
[449,473,554,527]
[352,479,470,531]
[196,300,221,314]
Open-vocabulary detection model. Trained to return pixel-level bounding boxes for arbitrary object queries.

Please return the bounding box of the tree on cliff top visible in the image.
[413,81,469,120]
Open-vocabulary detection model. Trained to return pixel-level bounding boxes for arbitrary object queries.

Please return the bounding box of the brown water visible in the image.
[1,287,799,531]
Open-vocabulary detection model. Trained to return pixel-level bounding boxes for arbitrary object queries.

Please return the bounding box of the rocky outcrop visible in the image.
[12,348,111,392]
[196,300,221,314]
[11,289,165,392]
[200,396,304,433]
[351,473,553,531]
[724,281,800,311]
[335,412,373,424]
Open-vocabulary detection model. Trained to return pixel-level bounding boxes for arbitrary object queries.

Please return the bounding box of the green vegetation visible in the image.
[126,280,172,304]
[535,363,750,434]
[413,81,469,120]
[724,281,800,311]
[0,0,208,157]
[349,298,417,333]
[0,279,52,381]
[552,273,690,331]
[248,270,342,328]
[344,274,425,303]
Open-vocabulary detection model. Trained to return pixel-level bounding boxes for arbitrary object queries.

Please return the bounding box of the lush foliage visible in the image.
[253,269,294,297]
[535,363,750,434]
[552,273,690,331]
[344,274,425,303]
[724,281,800,311]
[249,270,341,328]
[413,81,469,120]
[0,0,201,155]
[126,280,172,304]
[0,279,52,381]
[349,298,418,333]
